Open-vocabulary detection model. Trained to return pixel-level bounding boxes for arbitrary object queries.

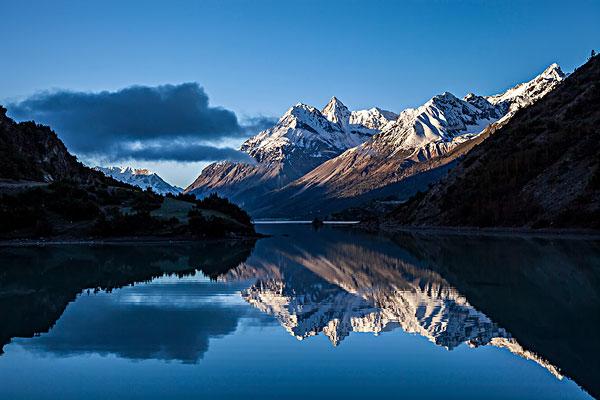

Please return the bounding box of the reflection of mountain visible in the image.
[390,232,600,399]
[222,226,600,395]
[0,240,256,357]
[228,241,559,377]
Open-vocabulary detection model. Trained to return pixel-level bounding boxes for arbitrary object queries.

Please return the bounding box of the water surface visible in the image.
[1,224,599,399]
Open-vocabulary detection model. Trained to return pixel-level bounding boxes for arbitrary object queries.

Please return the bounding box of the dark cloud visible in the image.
[7,83,276,162]
[107,142,256,163]
[241,115,279,134]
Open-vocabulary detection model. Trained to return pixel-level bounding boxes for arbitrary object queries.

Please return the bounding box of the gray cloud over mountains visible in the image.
[7,83,275,162]
[108,142,256,163]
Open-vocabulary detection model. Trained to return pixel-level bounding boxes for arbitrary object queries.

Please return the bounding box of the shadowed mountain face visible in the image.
[389,55,600,229]
[0,106,103,183]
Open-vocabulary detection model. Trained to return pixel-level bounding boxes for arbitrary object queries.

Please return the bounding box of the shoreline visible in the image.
[0,235,263,247]
[367,223,600,240]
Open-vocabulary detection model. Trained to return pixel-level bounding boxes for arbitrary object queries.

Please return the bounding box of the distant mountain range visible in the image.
[4,55,596,231]
[94,166,182,195]
[185,64,566,218]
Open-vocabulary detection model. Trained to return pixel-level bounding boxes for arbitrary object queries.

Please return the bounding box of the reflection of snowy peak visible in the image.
[224,240,561,377]
[243,276,377,345]
[239,252,507,349]
[95,166,182,195]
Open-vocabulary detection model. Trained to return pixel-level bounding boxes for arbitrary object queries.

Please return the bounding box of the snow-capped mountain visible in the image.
[486,63,566,116]
[254,63,565,217]
[95,166,182,195]
[240,98,378,166]
[389,57,600,229]
[185,63,564,217]
[349,107,398,131]
[184,98,397,204]
[367,91,505,152]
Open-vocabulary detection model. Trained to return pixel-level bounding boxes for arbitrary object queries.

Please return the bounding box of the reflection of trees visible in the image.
[0,240,256,354]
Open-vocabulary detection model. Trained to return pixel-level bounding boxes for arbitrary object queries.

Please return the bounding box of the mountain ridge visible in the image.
[0,108,256,240]
[184,98,397,206]
[185,63,566,219]
[386,55,599,229]
[249,64,565,217]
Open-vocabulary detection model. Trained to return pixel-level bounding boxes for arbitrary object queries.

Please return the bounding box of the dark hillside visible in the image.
[0,108,256,240]
[0,106,100,182]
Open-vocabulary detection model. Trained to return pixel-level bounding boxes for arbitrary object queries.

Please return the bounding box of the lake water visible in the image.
[1,224,599,399]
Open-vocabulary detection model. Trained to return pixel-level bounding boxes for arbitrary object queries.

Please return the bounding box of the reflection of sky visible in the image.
[15,274,275,363]
[3,308,589,400]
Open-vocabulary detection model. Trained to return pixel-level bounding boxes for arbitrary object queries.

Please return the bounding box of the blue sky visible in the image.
[1,0,599,186]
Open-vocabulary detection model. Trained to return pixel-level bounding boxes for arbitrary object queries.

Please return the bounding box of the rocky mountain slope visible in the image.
[184,98,397,206]
[0,106,99,183]
[255,64,565,217]
[95,166,182,195]
[387,55,600,229]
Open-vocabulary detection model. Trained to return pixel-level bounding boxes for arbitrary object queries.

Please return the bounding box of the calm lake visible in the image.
[1,224,599,399]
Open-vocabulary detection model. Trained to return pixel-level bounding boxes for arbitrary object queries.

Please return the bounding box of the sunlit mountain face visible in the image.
[0,225,598,399]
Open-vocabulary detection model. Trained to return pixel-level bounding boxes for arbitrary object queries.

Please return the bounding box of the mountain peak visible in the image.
[324,96,344,106]
[432,91,460,103]
[322,96,351,128]
[108,166,153,176]
[485,63,566,113]
[541,63,566,81]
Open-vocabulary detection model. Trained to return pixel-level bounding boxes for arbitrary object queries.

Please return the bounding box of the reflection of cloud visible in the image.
[21,279,259,363]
